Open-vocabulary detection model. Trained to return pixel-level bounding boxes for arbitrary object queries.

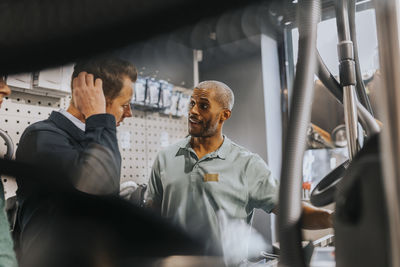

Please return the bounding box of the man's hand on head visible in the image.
[72,71,106,119]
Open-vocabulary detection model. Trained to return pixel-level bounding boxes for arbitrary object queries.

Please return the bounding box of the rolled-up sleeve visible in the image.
[246,155,279,213]
[0,183,17,267]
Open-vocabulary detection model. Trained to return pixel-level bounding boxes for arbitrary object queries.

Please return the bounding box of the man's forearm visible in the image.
[301,202,333,230]
[72,143,121,195]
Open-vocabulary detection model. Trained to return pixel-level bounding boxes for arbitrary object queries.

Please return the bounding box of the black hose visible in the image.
[317,54,380,136]
[317,51,344,103]
[0,129,14,160]
[316,0,379,138]
[349,0,374,116]
[278,0,321,266]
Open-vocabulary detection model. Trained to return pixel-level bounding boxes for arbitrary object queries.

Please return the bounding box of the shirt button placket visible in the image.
[190,163,200,183]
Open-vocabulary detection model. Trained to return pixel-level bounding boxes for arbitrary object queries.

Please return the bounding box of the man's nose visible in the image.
[0,76,11,96]
[0,81,11,97]
[124,104,133,118]
[189,104,199,116]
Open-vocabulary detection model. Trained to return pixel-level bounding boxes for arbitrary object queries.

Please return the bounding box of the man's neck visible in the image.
[66,103,85,123]
[190,133,224,159]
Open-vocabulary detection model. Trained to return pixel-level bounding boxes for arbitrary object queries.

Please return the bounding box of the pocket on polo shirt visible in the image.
[204,173,219,182]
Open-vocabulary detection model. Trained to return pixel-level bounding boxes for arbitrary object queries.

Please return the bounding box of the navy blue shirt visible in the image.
[15,111,121,246]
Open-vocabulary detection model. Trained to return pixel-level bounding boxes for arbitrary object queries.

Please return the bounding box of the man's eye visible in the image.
[189,101,195,107]
[201,104,208,109]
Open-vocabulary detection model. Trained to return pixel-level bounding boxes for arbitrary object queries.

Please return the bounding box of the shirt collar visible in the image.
[177,135,231,159]
[58,109,86,132]
[177,135,191,149]
[216,136,231,159]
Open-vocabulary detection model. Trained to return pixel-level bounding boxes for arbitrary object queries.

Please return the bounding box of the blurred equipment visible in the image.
[120,181,147,207]
[0,129,14,160]
[310,247,335,267]
[331,124,347,147]
[278,0,321,266]
[281,0,388,266]
[307,123,334,149]
[310,159,350,207]
[335,135,389,267]
[119,181,138,198]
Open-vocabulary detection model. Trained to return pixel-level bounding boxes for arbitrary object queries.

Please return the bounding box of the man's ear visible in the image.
[220,109,231,122]
[70,95,76,108]
[105,98,113,108]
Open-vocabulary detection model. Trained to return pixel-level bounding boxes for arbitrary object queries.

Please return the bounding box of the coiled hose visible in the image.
[0,129,14,160]
[278,0,321,266]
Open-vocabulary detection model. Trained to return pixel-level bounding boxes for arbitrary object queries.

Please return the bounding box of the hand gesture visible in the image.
[72,72,106,118]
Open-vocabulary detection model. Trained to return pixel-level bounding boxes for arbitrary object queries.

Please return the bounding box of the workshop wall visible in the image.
[0,37,195,198]
[0,90,189,198]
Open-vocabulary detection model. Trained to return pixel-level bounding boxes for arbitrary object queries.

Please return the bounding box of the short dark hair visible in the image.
[72,58,137,100]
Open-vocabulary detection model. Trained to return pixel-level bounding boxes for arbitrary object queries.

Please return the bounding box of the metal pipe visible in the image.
[316,49,380,136]
[278,0,320,266]
[336,0,359,158]
[356,101,380,136]
[373,0,400,266]
[343,85,359,159]
[193,49,200,87]
[336,0,352,42]
[316,51,343,103]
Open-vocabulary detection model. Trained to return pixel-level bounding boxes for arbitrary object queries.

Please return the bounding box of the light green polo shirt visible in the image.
[0,182,17,267]
[147,136,279,253]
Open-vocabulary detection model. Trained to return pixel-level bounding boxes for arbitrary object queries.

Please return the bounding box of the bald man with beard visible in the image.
[146,81,333,255]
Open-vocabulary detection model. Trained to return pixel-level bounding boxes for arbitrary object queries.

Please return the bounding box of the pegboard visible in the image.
[118,110,188,184]
[0,89,189,199]
[0,91,63,199]
[118,85,191,184]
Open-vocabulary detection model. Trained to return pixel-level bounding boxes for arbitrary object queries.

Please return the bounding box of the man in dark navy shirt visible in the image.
[15,58,137,258]
[0,60,204,267]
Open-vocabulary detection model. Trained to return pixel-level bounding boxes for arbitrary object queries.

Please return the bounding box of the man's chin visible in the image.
[188,130,202,137]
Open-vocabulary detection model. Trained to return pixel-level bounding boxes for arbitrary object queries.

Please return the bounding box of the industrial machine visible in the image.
[278,0,394,267]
